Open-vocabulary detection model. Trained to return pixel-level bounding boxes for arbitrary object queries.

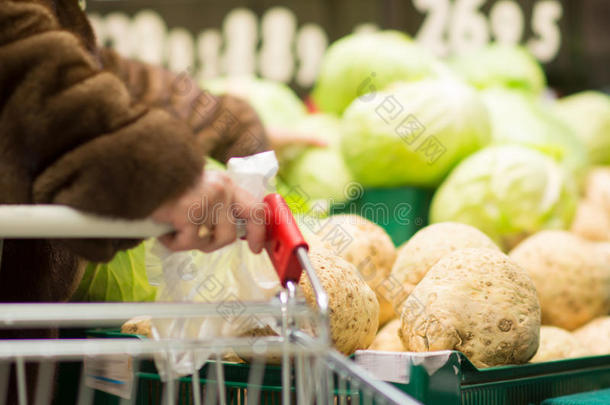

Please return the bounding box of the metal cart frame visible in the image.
[0,204,419,405]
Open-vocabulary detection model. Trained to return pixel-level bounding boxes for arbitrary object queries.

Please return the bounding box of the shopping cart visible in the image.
[0,197,419,405]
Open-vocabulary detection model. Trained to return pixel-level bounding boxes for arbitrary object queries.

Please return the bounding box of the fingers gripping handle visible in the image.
[263,194,308,287]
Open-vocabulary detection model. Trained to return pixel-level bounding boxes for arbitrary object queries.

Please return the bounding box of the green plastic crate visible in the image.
[540,388,610,404]
[391,351,610,405]
[332,186,434,246]
[82,330,610,405]
[83,330,401,405]
[81,329,286,405]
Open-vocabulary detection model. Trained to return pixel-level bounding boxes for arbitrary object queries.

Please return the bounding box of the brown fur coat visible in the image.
[0,0,269,303]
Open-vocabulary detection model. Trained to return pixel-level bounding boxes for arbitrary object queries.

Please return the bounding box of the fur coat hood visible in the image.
[0,0,268,302]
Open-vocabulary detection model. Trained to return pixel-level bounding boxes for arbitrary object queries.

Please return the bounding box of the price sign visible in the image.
[413,0,562,62]
[86,0,608,94]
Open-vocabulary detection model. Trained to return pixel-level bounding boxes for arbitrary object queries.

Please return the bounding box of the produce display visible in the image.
[368,319,404,352]
[124,244,380,357]
[303,214,397,326]
[311,31,435,115]
[121,316,153,337]
[530,326,587,362]
[204,76,307,128]
[72,243,156,302]
[582,167,610,211]
[450,43,546,95]
[282,114,354,204]
[509,231,610,331]
[388,222,499,309]
[299,248,379,355]
[553,91,610,165]
[3,1,607,401]
[573,316,610,356]
[480,88,588,177]
[341,78,490,188]
[399,248,541,368]
[108,29,609,381]
[572,168,610,240]
[430,146,578,250]
[571,200,610,241]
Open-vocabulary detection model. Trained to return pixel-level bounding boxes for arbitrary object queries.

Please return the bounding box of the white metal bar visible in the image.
[0,303,313,327]
[326,363,335,404]
[214,356,226,405]
[295,350,306,404]
[203,362,217,405]
[296,247,328,318]
[0,339,327,360]
[245,359,265,405]
[0,205,171,238]
[162,354,177,405]
[191,369,202,405]
[314,356,325,405]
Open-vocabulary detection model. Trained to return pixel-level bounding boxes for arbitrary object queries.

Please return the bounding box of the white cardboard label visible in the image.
[84,354,134,399]
[354,350,454,384]
[354,351,412,384]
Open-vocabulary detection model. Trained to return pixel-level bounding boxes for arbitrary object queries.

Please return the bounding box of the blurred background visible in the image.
[86,0,609,95]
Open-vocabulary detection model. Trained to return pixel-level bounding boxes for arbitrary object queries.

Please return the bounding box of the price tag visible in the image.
[354,350,454,384]
[84,354,134,399]
[86,0,583,90]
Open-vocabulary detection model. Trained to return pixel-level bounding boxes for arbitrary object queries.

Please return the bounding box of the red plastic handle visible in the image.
[264,193,309,287]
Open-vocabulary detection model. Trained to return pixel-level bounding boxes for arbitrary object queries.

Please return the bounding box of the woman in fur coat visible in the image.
[1,0,294,400]
[0,0,278,306]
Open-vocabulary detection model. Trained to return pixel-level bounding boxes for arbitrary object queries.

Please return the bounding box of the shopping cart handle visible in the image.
[0,205,172,238]
[263,193,308,287]
[263,194,329,316]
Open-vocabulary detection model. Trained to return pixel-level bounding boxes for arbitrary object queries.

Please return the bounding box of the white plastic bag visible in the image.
[146,151,283,378]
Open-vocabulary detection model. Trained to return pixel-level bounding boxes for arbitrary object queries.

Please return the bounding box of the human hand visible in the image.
[151,170,266,254]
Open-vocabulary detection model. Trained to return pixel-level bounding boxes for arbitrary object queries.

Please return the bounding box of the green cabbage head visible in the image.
[553,91,610,165]
[480,87,589,178]
[340,78,490,187]
[312,31,436,115]
[205,157,226,171]
[203,76,306,127]
[72,242,156,302]
[283,114,354,204]
[430,145,578,250]
[451,43,546,95]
